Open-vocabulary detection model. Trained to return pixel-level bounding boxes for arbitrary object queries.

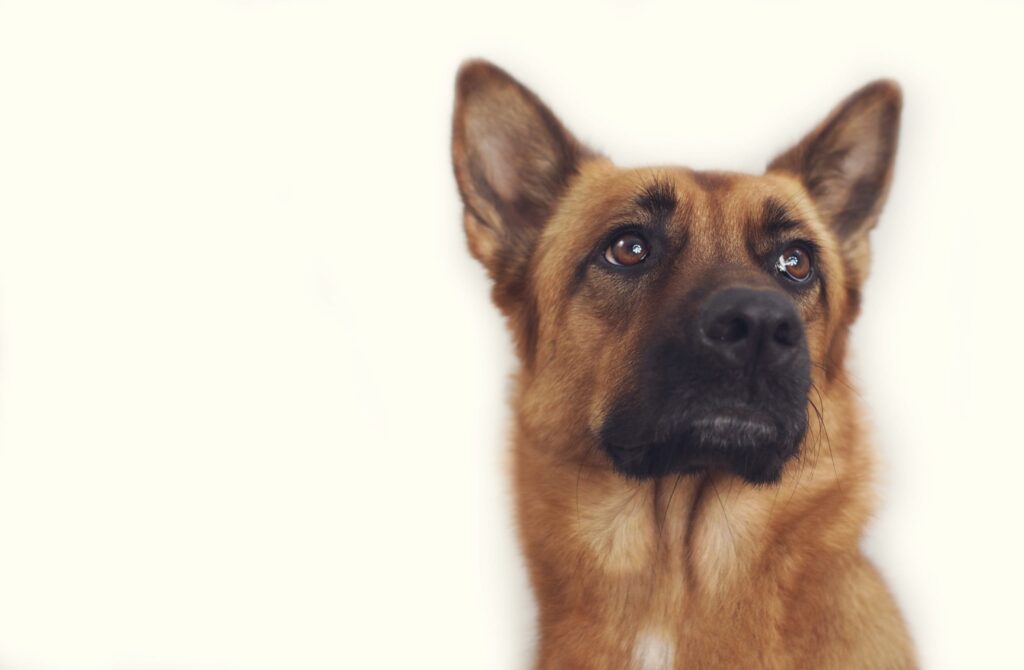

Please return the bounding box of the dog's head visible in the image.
[452,61,900,485]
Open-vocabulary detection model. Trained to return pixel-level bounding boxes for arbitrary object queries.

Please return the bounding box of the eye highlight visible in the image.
[605,232,649,267]
[775,245,814,282]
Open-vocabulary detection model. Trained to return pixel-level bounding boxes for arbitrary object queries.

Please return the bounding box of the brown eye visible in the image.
[775,246,813,282]
[605,232,649,267]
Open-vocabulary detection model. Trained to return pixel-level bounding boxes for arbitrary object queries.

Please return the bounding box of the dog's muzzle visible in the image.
[599,286,811,484]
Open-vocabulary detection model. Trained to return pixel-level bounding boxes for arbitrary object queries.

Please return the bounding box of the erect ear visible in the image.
[451,60,593,306]
[768,80,902,266]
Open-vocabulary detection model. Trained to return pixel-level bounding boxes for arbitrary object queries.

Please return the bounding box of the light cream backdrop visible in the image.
[0,0,1020,668]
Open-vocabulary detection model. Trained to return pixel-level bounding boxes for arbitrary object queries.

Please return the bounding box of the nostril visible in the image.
[710,315,749,344]
[773,319,800,347]
[698,289,805,368]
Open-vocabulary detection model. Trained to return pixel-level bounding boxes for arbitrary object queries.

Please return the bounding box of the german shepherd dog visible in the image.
[451,60,915,669]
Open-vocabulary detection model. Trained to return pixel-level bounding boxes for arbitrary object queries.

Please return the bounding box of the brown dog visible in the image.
[451,60,915,669]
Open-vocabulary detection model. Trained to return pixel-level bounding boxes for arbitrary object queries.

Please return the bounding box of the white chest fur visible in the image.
[632,630,676,670]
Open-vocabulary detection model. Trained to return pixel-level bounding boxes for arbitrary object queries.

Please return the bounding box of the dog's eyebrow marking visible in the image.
[634,179,677,217]
[763,197,801,234]
[747,197,804,261]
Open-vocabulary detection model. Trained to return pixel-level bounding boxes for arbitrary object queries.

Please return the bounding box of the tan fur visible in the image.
[452,61,915,669]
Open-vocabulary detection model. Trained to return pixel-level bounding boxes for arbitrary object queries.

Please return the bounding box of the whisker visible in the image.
[660,474,683,547]
[785,410,813,509]
[648,473,684,587]
[762,476,784,547]
[709,477,737,548]
[810,382,840,492]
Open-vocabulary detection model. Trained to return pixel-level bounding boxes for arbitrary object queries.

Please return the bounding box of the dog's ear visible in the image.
[452,60,592,304]
[768,80,902,267]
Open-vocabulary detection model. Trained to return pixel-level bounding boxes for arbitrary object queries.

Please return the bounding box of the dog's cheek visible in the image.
[800,315,830,372]
[807,271,856,381]
[572,319,648,439]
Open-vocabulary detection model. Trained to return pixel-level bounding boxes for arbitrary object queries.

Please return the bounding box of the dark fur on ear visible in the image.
[768,80,902,248]
[451,60,595,316]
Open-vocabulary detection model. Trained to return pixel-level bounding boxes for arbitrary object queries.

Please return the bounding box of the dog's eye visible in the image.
[605,232,649,267]
[775,245,813,282]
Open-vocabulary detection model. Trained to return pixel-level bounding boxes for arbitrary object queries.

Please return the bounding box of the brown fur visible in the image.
[452,60,915,669]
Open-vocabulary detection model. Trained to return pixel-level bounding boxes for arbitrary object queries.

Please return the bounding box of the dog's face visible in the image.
[452,62,900,485]
[547,170,823,484]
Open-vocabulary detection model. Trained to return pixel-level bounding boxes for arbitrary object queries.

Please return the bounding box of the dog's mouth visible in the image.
[600,405,806,484]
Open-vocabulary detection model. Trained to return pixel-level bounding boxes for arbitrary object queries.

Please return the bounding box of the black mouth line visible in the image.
[689,414,778,439]
[600,409,805,484]
[607,412,780,452]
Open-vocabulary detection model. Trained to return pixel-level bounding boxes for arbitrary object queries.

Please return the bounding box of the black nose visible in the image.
[698,288,803,369]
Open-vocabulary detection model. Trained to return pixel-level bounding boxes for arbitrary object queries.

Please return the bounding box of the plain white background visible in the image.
[0,0,1022,668]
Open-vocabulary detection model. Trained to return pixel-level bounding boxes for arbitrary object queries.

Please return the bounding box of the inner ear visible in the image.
[452,60,594,287]
[768,80,902,242]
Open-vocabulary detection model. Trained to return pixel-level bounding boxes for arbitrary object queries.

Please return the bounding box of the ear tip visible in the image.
[455,58,514,97]
[859,78,904,112]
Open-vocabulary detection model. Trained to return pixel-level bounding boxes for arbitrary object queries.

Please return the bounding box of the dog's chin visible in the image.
[603,411,804,485]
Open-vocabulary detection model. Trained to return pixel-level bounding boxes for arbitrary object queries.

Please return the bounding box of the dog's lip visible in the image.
[605,408,779,452]
[690,411,777,439]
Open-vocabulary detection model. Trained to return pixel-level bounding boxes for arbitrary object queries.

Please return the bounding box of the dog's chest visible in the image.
[631,629,676,670]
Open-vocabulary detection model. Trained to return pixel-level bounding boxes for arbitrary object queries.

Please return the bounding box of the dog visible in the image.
[451,60,915,669]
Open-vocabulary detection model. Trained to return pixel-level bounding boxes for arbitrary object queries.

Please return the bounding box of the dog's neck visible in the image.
[509,376,875,665]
